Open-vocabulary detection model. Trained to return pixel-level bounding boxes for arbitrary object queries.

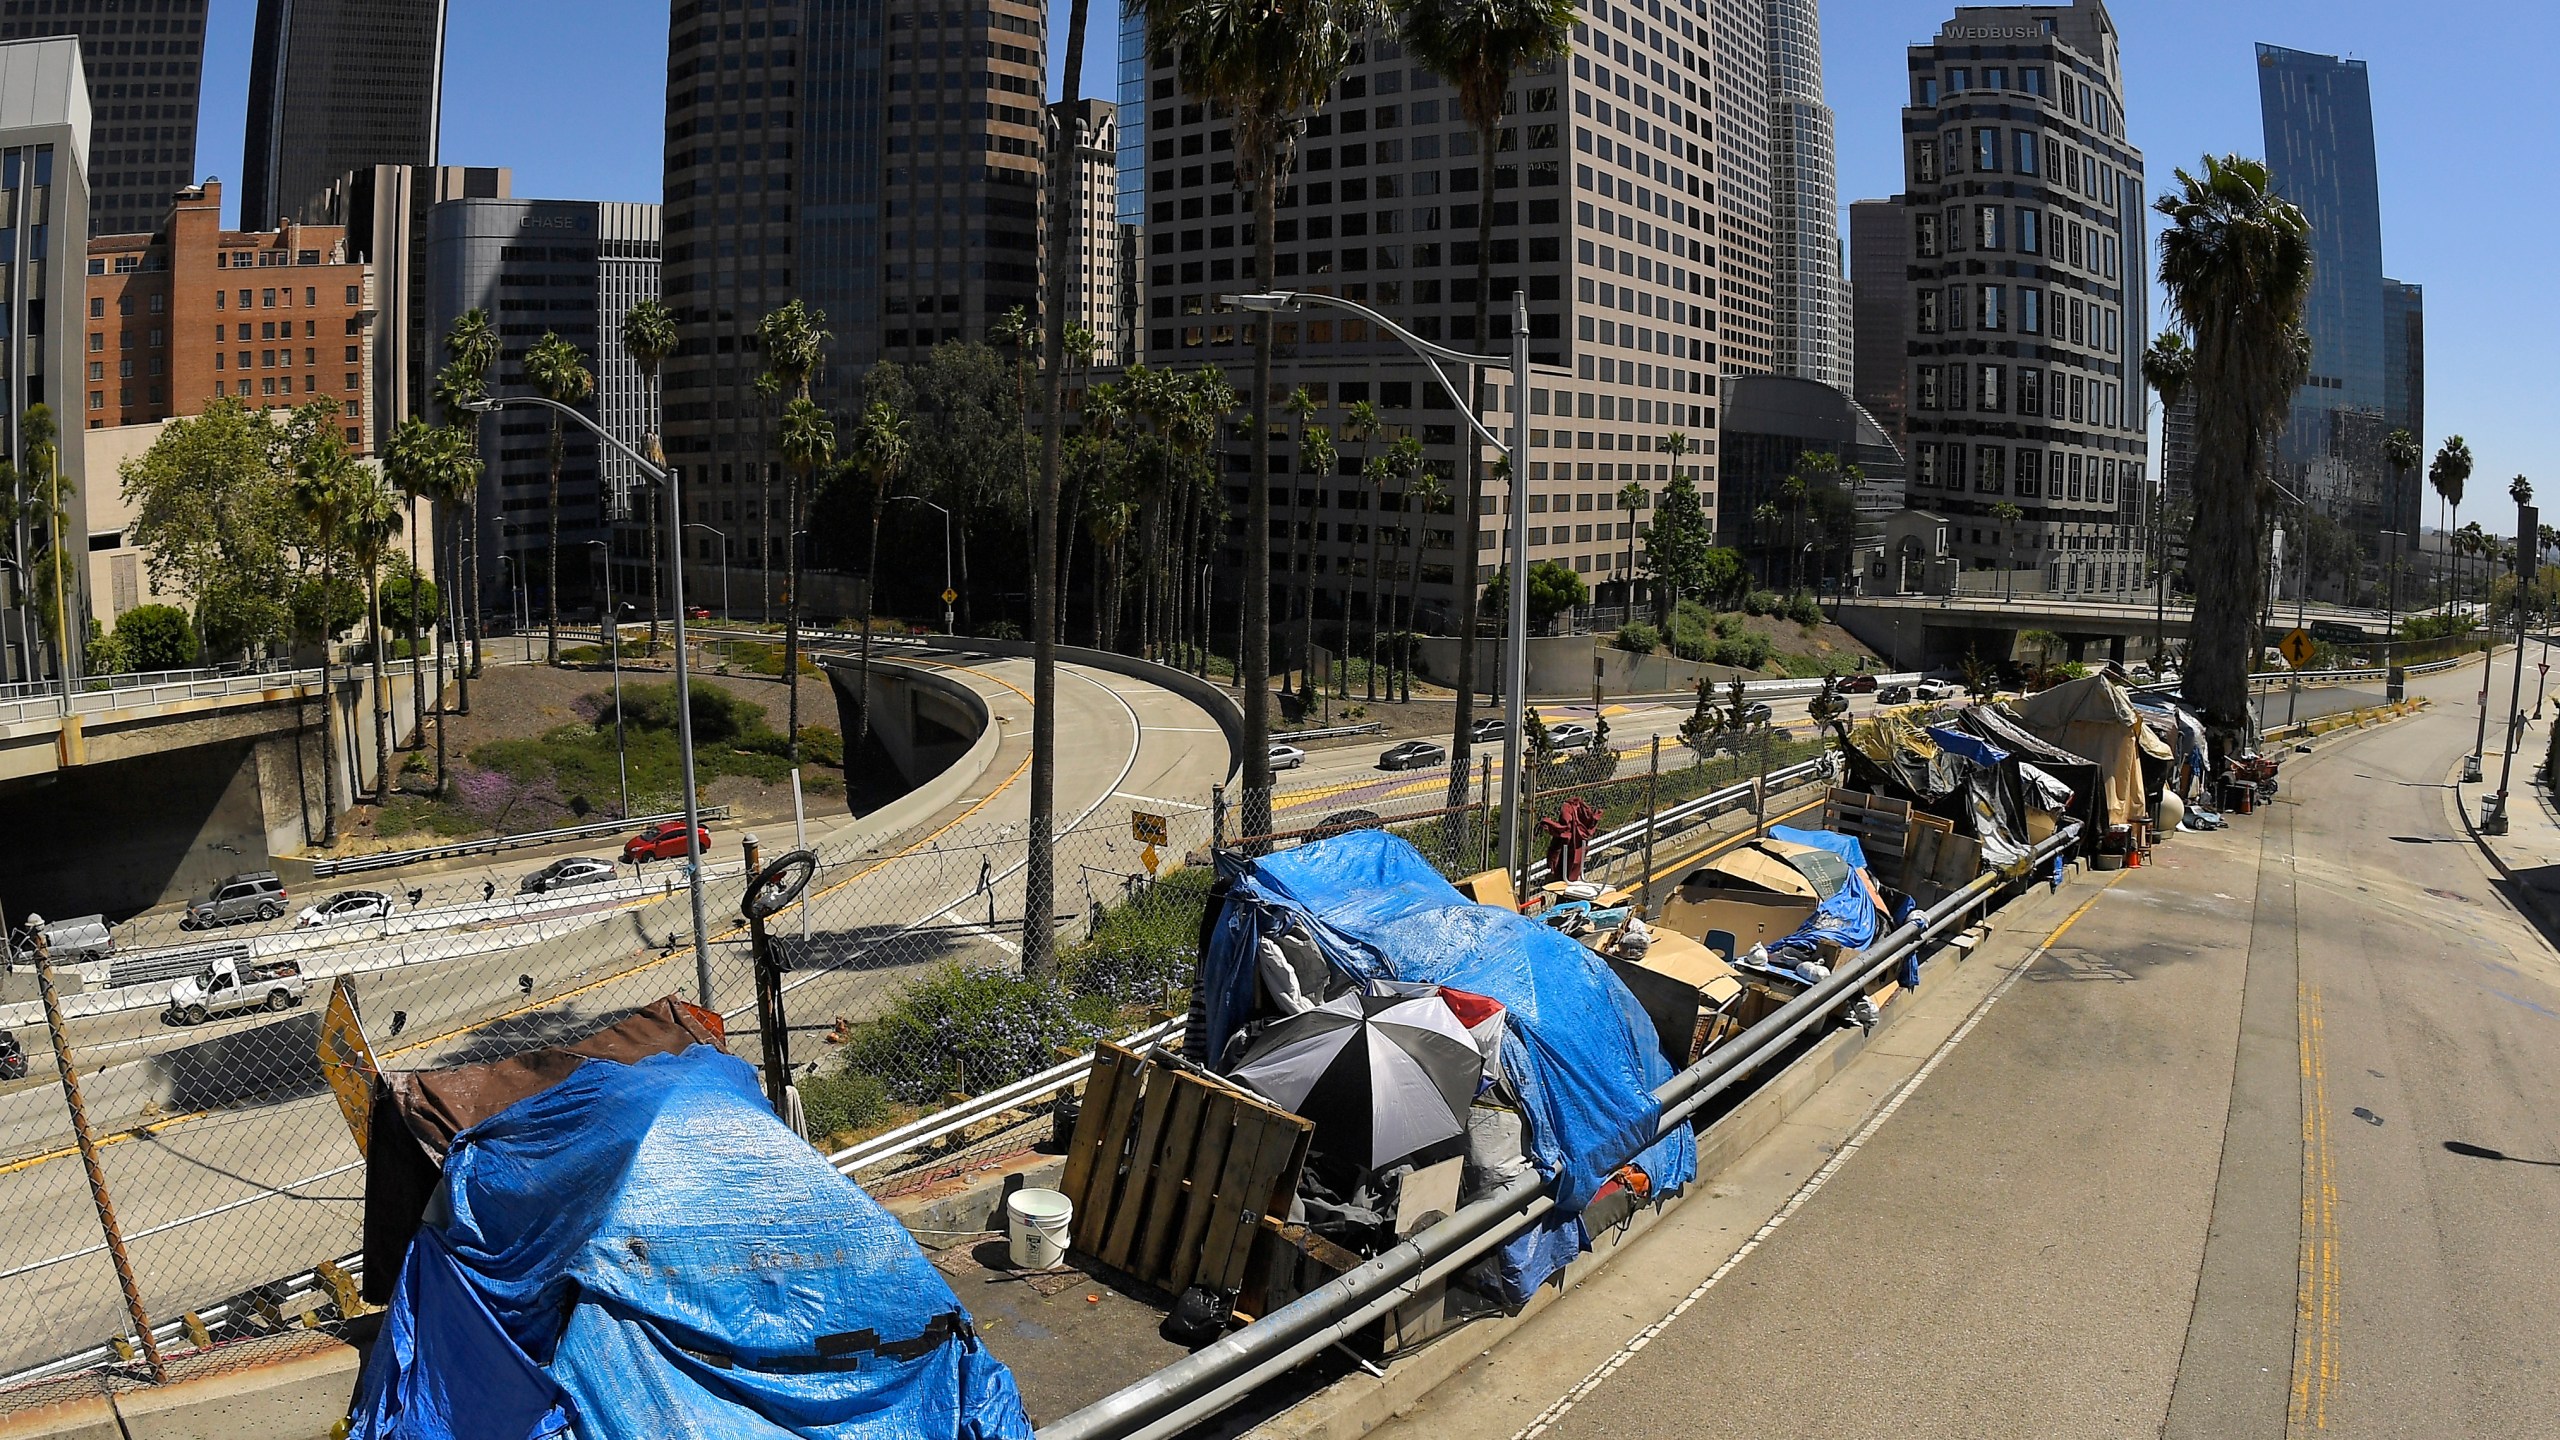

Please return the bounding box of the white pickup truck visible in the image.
[162,956,309,1026]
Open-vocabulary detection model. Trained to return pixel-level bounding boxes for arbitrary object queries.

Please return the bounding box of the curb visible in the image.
[2454,749,2560,941]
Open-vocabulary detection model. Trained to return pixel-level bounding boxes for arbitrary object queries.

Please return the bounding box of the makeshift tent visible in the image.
[1228,989,1483,1171]
[1950,703,2106,848]
[1763,826,1885,956]
[2014,674,2165,827]
[1658,836,1858,960]
[1198,830,1695,1303]
[351,1026,1033,1440]
[1834,712,2035,869]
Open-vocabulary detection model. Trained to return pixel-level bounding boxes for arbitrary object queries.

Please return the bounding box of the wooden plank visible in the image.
[1069,1045,1149,1255]
[1134,1080,1211,1285]
[1101,1065,1181,1272]
[1059,1042,1132,1210]
[1166,1090,1239,1293]
[1202,1116,1301,1293]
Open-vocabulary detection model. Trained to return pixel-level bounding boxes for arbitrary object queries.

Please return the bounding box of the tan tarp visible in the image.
[2015,675,2146,826]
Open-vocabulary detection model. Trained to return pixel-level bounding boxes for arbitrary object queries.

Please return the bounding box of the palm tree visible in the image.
[1393,0,1577,808]
[850,399,910,745]
[2143,330,2194,632]
[1278,385,1321,694]
[776,396,835,761]
[1989,500,2025,601]
[753,370,781,620]
[1342,400,1384,699]
[382,417,443,751]
[1751,501,1782,587]
[290,418,358,844]
[622,297,679,650]
[1139,0,1382,840]
[1616,479,1646,617]
[443,310,498,679]
[1396,443,1438,703]
[418,423,481,793]
[2154,154,2314,756]
[343,467,405,804]
[2432,436,2473,614]
[522,331,595,666]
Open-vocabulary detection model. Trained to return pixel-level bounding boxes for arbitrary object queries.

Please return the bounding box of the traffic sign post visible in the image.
[2279,629,2316,672]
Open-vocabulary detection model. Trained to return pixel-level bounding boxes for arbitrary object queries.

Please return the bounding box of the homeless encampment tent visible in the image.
[1834,710,2037,869]
[350,998,1034,1440]
[1950,703,2107,846]
[2013,673,2168,828]
[1196,829,1695,1305]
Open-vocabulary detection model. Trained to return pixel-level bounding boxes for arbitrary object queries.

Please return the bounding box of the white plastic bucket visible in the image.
[1006,1188,1074,1270]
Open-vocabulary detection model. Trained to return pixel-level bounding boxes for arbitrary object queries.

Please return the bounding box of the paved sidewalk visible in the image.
[2454,645,2560,931]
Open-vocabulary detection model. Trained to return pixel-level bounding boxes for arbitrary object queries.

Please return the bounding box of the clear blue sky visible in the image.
[195,0,2555,523]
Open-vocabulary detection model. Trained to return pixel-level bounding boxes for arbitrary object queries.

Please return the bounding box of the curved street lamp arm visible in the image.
[467,394,668,486]
[1237,291,1514,457]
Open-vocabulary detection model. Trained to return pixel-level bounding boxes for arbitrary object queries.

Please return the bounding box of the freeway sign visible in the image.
[2280,629,2316,671]
[317,978,379,1157]
[1131,810,1169,846]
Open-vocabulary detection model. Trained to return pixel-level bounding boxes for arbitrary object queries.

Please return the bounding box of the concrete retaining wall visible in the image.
[817,654,1002,848]
[907,636,1246,781]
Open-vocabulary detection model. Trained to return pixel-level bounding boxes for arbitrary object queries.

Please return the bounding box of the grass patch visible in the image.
[709,638,819,676]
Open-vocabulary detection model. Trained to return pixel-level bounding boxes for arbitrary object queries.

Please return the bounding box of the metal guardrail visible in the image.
[1039,820,2085,1440]
[1522,756,1833,890]
[1271,722,1386,743]
[826,1016,1190,1178]
[310,805,733,878]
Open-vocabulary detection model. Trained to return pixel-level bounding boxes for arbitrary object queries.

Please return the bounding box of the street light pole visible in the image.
[1234,288,1531,872]
[889,495,954,634]
[683,523,730,620]
[470,394,714,1003]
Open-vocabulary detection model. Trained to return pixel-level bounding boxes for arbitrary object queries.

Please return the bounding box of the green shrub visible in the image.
[1709,632,1773,670]
[1613,622,1661,654]
[798,1068,893,1140]
[605,681,764,744]
[1062,865,1214,1004]
[1742,590,1780,617]
[1787,593,1823,626]
[840,965,1115,1105]
[111,603,198,671]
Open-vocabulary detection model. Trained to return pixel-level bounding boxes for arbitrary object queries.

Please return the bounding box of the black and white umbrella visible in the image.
[1227,988,1483,1170]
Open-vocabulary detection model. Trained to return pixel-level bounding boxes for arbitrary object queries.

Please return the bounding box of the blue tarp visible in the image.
[1766,826,1883,956]
[1202,830,1695,1223]
[351,1044,1034,1440]
[1926,725,2009,771]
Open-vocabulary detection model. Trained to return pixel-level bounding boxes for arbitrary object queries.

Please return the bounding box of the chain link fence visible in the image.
[0,716,1837,1385]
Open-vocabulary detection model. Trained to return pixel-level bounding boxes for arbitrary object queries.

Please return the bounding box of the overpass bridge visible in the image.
[1831,595,2396,671]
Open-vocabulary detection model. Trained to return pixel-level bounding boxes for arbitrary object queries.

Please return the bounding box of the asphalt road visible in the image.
[0,648,1233,1378]
[1375,655,2560,1438]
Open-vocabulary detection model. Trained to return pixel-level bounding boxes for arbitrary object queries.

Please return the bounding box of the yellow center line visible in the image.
[2292,974,2341,1429]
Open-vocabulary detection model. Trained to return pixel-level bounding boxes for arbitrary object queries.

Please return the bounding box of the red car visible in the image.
[1838,673,1879,693]
[622,822,712,863]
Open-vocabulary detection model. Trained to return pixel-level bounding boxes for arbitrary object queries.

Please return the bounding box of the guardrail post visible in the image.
[6,902,166,1383]
[1642,736,1660,913]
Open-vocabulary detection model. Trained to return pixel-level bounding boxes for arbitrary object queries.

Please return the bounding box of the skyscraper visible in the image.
[241,0,448,227]
[2383,275,2422,529]
[2257,43,2417,546]
[1897,0,2150,597]
[306,162,510,451]
[658,0,1045,608]
[0,1,206,237]
[1141,0,1730,625]
[1056,98,1120,363]
[1763,0,1841,390]
[0,36,92,682]
[1847,196,1907,441]
[1709,0,1775,377]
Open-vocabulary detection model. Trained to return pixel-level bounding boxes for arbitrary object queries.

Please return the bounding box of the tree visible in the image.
[1396,446,1440,703]
[523,331,595,665]
[1483,559,1587,636]
[1345,400,1385,700]
[382,416,443,738]
[122,396,300,659]
[10,405,75,680]
[622,297,679,649]
[288,407,361,842]
[2155,154,2314,757]
[378,559,439,639]
[850,398,911,745]
[110,604,197,672]
[1139,0,1376,843]
[1390,0,1576,816]
[776,395,836,760]
[442,309,499,681]
[1616,478,1646,614]
[2385,426,2421,559]
[2432,436,2473,614]
[1644,471,1713,613]
[1696,546,1749,608]
[342,464,405,804]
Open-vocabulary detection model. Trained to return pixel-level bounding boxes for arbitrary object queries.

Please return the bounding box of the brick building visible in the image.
[84,178,373,450]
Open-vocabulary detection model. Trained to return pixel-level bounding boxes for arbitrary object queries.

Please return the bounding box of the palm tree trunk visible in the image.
[1058,473,1083,648]
[545,419,563,664]
[405,499,426,746]
[457,511,476,708]
[1241,165,1277,840]
[367,569,394,804]
[433,505,451,794]
[648,372,665,650]
[1401,519,1425,703]
[759,459,773,626]
[1366,482,1384,700]
[1446,135,1498,816]
[316,564,341,848]
[857,497,884,742]
[783,470,802,762]
[955,515,974,633]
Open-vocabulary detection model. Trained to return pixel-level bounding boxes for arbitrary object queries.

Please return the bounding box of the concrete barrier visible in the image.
[816,654,1003,846]
[886,636,1247,782]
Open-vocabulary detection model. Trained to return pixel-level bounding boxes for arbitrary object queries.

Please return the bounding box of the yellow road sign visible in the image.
[317,978,379,1157]
[1140,843,1161,875]
[942,587,958,605]
[2280,628,2316,671]
[1131,810,1169,846]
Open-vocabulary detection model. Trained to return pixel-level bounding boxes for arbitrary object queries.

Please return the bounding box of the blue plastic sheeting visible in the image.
[1203,831,1694,1221]
[1766,826,1883,955]
[351,1044,1034,1440]
[1926,725,2009,771]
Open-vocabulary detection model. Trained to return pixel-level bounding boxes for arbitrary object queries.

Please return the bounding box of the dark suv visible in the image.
[0,1029,24,1082]
[181,872,288,930]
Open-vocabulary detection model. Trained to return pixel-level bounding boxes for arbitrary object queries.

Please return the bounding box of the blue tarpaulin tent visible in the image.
[1199,831,1695,1302]
[1764,825,1883,956]
[350,1044,1034,1440]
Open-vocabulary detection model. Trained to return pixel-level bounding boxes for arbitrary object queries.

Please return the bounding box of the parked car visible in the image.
[1469,717,1508,744]
[622,821,713,863]
[2157,667,2182,686]
[689,606,712,621]
[520,857,619,895]
[294,890,394,929]
[0,1029,25,1082]
[1838,673,1878,694]
[1913,679,1958,702]
[1304,809,1383,844]
[10,913,114,964]
[1546,722,1599,752]
[162,956,308,1027]
[1377,739,1448,771]
[180,872,288,930]
[1877,683,1914,705]
[1268,743,1308,771]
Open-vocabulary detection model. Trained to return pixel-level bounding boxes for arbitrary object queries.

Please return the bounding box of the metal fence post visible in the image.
[7,899,166,1383]
[1753,728,1771,839]
[1476,753,1493,874]
[1514,749,1538,902]
[1642,735,1661,913]
[1212,783,1226,854]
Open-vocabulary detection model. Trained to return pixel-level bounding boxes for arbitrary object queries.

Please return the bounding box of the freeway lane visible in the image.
[1376,656,2560,1439]
[0,649,1233,1378]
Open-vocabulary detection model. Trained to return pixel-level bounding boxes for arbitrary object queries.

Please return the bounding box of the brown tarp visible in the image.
[2014,675,2154,827]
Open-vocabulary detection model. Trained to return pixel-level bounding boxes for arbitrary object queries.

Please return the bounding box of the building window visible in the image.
[1978,365,2004,412]
[2018,369,2043,416]
[1946,67,1969,92]
[1979,285,2002,331]
[2017,209,2041,255]
[1976,205,2002,250]
[1945,286,1967,331]
[2017,450,2043,497]
[1943,206,1965,252]
[1977,446,2006,494]
[1913,137,1937,183]
[1914,212,1939,258]
[2019,288,2043,335]
[1916,444,1939,489]
[1946,443,1968,491]
[1973,128,1999,172]
[1916,289,1940,334]
[2013,132,2039,176]
[1917,365,1940,410]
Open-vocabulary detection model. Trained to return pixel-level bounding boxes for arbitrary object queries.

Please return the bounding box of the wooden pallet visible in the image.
[1059,1043,1312,1298]
[1821,787,1915,890]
